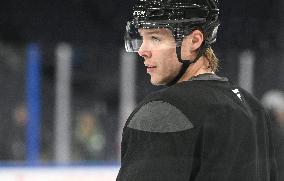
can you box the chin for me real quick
[150,78,160,86]
[150,80,160,86]
[150,77,167,86]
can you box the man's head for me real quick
[138,28,206,85]
[125,0,220,85]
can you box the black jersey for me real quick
[116,74,278,181]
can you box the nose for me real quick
[138,42,152,58]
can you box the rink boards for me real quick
[0,165,119,181]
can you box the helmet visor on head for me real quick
[124,17,206,52]
[124,20,143,52]
[125,0,220,52]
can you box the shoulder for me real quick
[238,87,269,116]
[127,100,194,133]
[125,77,233,133]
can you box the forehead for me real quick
[138,28,173,37]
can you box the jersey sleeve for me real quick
[116,101,198,181]
[127,101,193,132]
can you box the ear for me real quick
[185,30,204,50]
[180,30,204,60]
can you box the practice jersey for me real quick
[116,73,278,181]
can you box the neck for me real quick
[178,56,213,83]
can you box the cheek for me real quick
[157,49,181,72]
[164,48,180,65]
[159,48,176,60]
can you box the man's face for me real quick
[138,28,182,85]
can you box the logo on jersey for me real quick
[232,88,242,100]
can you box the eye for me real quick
[151,36,161,42]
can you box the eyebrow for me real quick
[139,29,163,36]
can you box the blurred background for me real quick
[0,0,283,180]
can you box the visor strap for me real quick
[166,43,207,86]
[166,60,190,87]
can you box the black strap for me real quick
[166,61,190,86]
[166,43,208,86]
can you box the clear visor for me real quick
[124,18,208,52]
[124,20,177,52]
[124,21,142,52]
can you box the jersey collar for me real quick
[188,73,228,82]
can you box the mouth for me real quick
[146,65,157,73]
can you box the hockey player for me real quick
[117,0,278,180]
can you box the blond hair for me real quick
[204,47,219,72]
